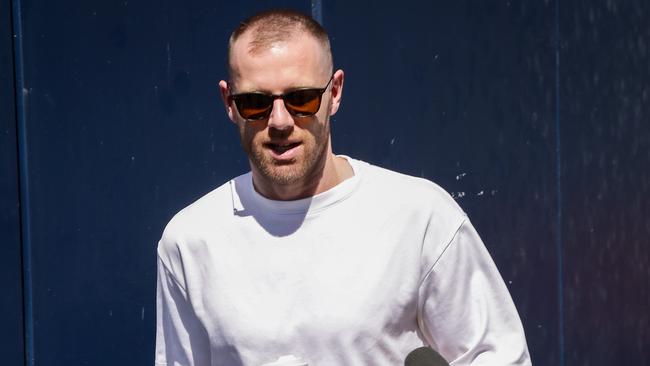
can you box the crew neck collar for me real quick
[234,156,364,216]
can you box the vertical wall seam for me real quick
[311,0,323,25]
[554,0,565,365]
[10,0,34,365]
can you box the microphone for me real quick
[404,347,450,366]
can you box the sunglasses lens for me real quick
[235,93,273,120]
[232,87,325,120]
[285,89,323,116]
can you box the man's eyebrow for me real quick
[231,83,324,94]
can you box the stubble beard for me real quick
[246,118,330,188]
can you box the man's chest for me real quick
[186,217,425,345]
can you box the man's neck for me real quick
[252,154,354,201]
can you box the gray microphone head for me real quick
[404,347,449,366]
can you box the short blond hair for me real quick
[227,9,333,77]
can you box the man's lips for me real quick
[264,141,302,160]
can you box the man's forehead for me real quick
[229,33,331,83]
[232,29,322,57]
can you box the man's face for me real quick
[222,32,341,191]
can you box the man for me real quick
[156,9,531,366]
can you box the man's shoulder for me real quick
[160,171,250,244]
[356,159,465,217]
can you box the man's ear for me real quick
[219,80,237,123]
[328,69,344,116]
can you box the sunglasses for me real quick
[229,75,333,121]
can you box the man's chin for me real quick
[270,157,298,166]
[258,162,306,186]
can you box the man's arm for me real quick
[417,219,532,365]
[156,255,211,366]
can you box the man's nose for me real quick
[266,98,294,130]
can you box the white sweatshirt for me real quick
[156,157,531,365]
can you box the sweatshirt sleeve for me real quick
[417,219,532,365]
[155,253,211,366]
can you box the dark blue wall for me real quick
[2,0,648,365]
[1,0,25,364]
[560,1,650,364]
